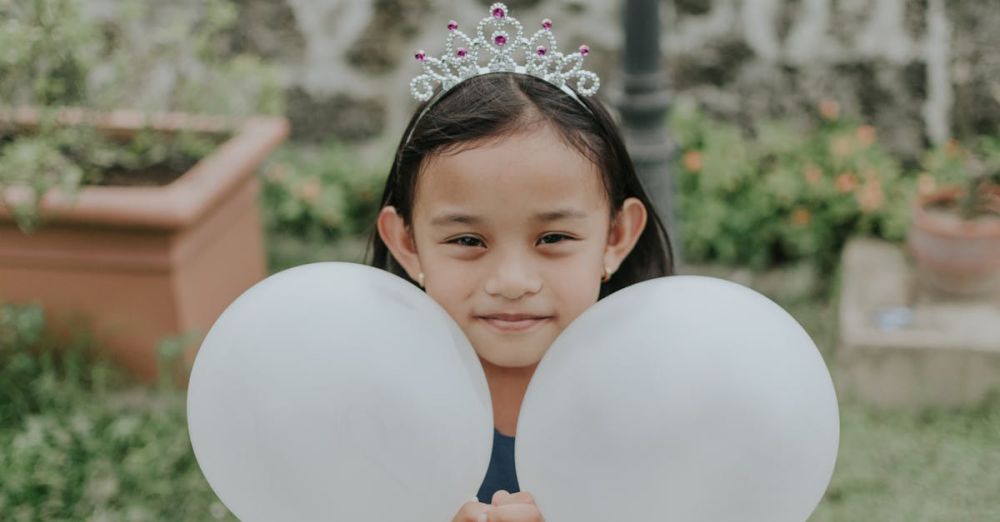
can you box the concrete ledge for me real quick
[837,238,1000,408]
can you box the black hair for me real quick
[365,73,674,299]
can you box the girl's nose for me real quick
[484,256,543,300]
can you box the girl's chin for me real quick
[475,349,545,370]
[467,327,558,369]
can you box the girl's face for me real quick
[378,122,646,369]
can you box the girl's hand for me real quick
[451,498,491,522]
[487,490,545,521]
[451,490,545,522]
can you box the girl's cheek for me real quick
[426,263,475,297]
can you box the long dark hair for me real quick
[365,73,674,299]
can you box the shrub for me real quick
[260,143,387,242]
[0,304,233,521]
[913,136,1000,219]
[670,98,914,270]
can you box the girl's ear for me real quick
[603,197,647,274]
[377,206,423,281]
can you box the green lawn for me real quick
[813,397,1000,521]
[1,233,996,520]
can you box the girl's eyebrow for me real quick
[430,208,589,227]
[533,209,589,222]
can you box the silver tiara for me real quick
[409,2,600,102]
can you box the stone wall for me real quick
[89,0,1000,158]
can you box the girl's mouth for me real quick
[478,316,552,332]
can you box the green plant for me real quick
[0,0,97,107]
[0,0,282,233]
[0,118,224,231]
[916,136,1000,219]
[958,167,1000,220]
[0,302,234,521]
[260,143,388,242]
[670,98,913,270]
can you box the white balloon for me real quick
[516,276,839,522]
[187,262,493,521]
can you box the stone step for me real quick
[836,238,1000,408]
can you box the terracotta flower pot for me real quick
[906,186,1000,296]
[0,108,289,381]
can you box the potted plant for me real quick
[0,0,289,380]
[907,141,1000,296]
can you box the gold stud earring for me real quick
[602,265,612,283]
[417,272,425,288]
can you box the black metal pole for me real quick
[619,0,681,264]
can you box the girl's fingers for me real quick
[452,500,491,522]
[491,490,510,505]
[492,491,536,506]
[483,503,544,522]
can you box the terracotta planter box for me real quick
[0,109,289,381]
[907,187,1000,296]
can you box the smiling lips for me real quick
[478,313,552,332]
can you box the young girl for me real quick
[367,5,674,520]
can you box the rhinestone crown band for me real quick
[409,2,600,102]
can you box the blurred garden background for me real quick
[1,0,998,520]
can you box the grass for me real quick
[1,234,996,520]
[813,397,1000,521]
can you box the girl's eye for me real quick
[538,233,573,245]
[449,236,485,248]
[447,234,574,248]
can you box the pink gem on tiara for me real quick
[492,6,505,18]
[457,47,468,57]
[579,44,590,56]
[542,18,552,30]
[536,46,547,56]
[448,20,458,31]
[494,34,507,46]
[415,50,426,61]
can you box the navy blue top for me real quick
[476,428,520,503]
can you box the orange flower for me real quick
[835,172,858,193]
[856,178,884,212]
[856,125,877,147]
[917,173,937,195]
[682,150,703,173]
[298,178,322,204]
[802,164,823,185]
[791,207,812,226]
[831,135,854,159]
[819,99,840,121]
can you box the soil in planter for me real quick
[90,165,193,187]
[1,127,229,188]
[923,191,1000,231]
[925,206,1000,228]
[78,132,230,187]
[925,188,1000,224]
